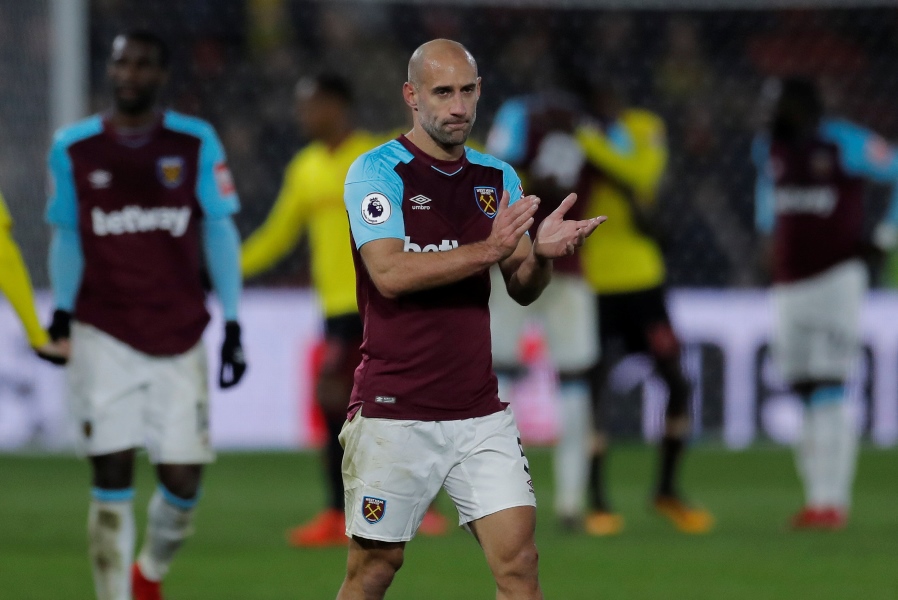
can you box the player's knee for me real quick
[349,548,404,593]
[494,543,540,587]
[90,449,136,489]
[157,464,203,500]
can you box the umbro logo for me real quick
[410,194,432,210]
[88,169,112,189]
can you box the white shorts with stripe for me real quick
[489,268,599,372]
[68,322,214,464]
[340,406,535,542]
[772,259,867,384]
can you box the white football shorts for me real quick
[340,406,536,542]
[68,322,213,464]
[772,259,867,384]
[490,268,599,372]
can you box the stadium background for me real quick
[1,2,898,598]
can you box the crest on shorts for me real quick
[157,156,185,188]
[475,186,498,218]
[362,496,386,524]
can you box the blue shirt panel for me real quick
[751,134,776,234]
[163,111,240,219]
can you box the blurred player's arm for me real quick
[751,134,776,278]
[0,195,59,356]
[823,120,898,252]
[43,133,86,363]
[574,111,668,201]
[240,154,310,278]
[197,125,246,388]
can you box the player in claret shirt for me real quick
[337,39,604,600]
[753,77,898,530]
[44,30,246,600]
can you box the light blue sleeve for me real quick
[485,98,529,165]
[202,216,241,321]
[751,135,776,234]
[48,226,83,311]
[503,163,524,206]
[45,137,79,228]
[823,119,898,227]
[344,150,406,248]
[164,112,239,219]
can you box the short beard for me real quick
[113,89,157,116]
[421,115,475,150]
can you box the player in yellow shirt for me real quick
[242,73,446,546]
[0,191,68,363]
[576,82,713,536]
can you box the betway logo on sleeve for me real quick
[403,236,459,252]
[91,206,192,237]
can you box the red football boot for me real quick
[287,508,347,548]
[791,506,846,530]
[131,563,163,600]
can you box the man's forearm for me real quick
[362,239,502,299]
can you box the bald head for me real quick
[407,39,477,89]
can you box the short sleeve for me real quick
[45,136,79,228]
[823,119,898,183]
[344,153,406,248]
[503,163,524,206]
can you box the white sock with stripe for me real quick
[136,485,199,582]
[88,487,135,600]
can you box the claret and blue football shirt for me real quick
[344,135,523,421]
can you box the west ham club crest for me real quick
[475,186,498,218]
[362,496,386,524]
[157,156,185,188]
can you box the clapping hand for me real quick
[533,193,606,259]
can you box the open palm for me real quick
[533,193,606,259]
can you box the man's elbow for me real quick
[369,272,404,300]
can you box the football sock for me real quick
[323,410,347,511]
[553,380,590,518]
[830,400,858,509]
[136,484,198,582]
[656,435,685,498]
[796,386,846,508]
[88,487,135,600]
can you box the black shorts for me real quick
[321,313,364,381]
[597,286,679,359]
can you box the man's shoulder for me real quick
[464,146,517,177]
[52,115,104,151]
[346,138,413,184]
[162,110,220,143]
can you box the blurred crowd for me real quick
[7,1,898,288]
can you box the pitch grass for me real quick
[2,445,897,600]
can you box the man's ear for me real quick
[402,82,418,111]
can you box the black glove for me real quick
[47,309,72,341]
[219,320,247,388]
